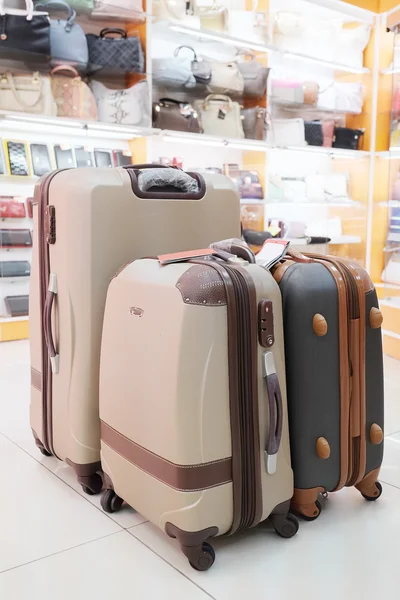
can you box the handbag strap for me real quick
[50,65,80,78]
[35,1,76,31]
[6,72,43,109]
[100,27,127,38]
[0,0,34,19]
[174,45,197,60]
[204,94,232,109]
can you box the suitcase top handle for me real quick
[125,165,206,200]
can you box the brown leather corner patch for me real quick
[101,421,232,492]
[31,367,42,392]
[176,264,227,307]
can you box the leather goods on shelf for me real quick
[0,72,57,116]
[305,121,323,147]
[271,79,318,106]
[4,294,29,316]
[86,28,144,74]
[29,165,240,493]
[0,260,31,278]
[334,81,364,114]
[322,120,335,147]
[181,45,212,84]
[99,246,296,570]
[242,106,267,140]
[51,65,97,120]
[193,94,244,138]
[0,0,50,61]
[333,127,364,150]
[35,0,88,70]
[229,0,268,44]
[0,197,26,218]
[154,0,189,20]
[152,98,202,132]
[152,46,199,89]
[207,60,244,96]
[272,249,384,520]
[91,0,145,22]
[227,167,263,200]
[91,79,150,126]
[237,51,269,98]
[267,118,305,148]
[197,0,228,31]
[0,228,32,247]
[336,23,371,69]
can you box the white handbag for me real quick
[336,24,371,69]
[382,253,400,285]
[324,173,350,202]
[267,118,305,148]
[334,81,364,114]
[207,60,244,95]
[305,175,325,202]
[0,72,57,116]
[90,79,150,126]
[91,0,145,22]
[229,0,268,44]
[193,94,244,138]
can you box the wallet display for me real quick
[0,261,31,278]
[4,295,29,317]
[0,229,33,248]
[0,198,27,218]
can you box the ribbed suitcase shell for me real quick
[99,257,295,569]
[29,167,240,492]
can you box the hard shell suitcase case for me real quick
[272,247,384,519]
[29,166,240,493]
[99,244,297,570]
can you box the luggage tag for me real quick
[256,239,290,270]
[158,248,216,265]
[218,105,227,120]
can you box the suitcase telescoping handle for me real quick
[263,351,283,475]
[44,273,59,375]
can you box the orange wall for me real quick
[345,0,400,11]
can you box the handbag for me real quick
[271,79,318,106]
[51,65,97,120]
[152,46,202,89]
[154,0,189,20]
[322,120,334,147]
[334,81,364,114]
[152,98,202,133]
[305,121,323,146]
[179,45,211,84]
[324,173,349,202]
[333,127,364,150]
[196,0,228,32]
[0,71,57,115]
[91,0,145,22]
[68,0,94,9]
[0,0,50,61]
[242,106,267,140]
[86,28,144,74]
[267,118,305,148]
[193,94,244,138]
[207,60,244,95]
[35,1,88,71]
[336,24,371,69]
[237,51,269,98]
[91,79,150,126]
[228,168,263,200]
[229,0,268,44]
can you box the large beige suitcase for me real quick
[29,166,240,494]
[99,246,297,570]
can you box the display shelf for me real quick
[381,66,400,74]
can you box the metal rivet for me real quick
[0,33,7,41]
[185,298,190,302]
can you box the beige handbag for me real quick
[50,66,97,120]
[208,61,244,96]
[0,72,57,116]
[196,0,228,31]
[193,94,244,138]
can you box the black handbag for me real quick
[86,28,144,74]
[0,260,31,278]
[305,121,324,146]
[333,127,364,150]
[0,1,50,61]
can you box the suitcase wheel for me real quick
[101,489,124,513]
[361,481,382,502]
[271,512,300,538]
[81,473,103,496]
[188,542,215,572]
[38,447,52,457]
[295,499,322,522]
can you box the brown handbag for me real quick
[152,98,203,133]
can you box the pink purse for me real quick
[50,65,97,121]
[322,120,335,147]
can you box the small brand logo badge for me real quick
[130,307,143,317]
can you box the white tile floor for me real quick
[0,340,399,599]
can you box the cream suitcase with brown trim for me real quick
[29,166,240,494]
[99,244,297,570]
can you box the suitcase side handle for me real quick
[263,352,283,475]
[44,273,59,375]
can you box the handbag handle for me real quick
[0,0,34,19]
[263,351,283,475]
[100,28,127,39]
[174,45,197,60]
[35,1,76,31]
[204,94,232,109]
[6,72,43,110]
[158,98,185,106]
[50,64,80,78]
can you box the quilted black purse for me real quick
[86,28,144,74]
[305,121,324,146]
[0,2,50,62]
[333,127,365,150]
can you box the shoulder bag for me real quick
[193,94,244,138]
[35,0,88,70]
[91,0,144,22]
[207,60,244,95]
[86,28,144,74]
[0,0,50,61]
[91,79,150,126]
[305,121,323,146]
[322,120,334,147]
[242,105,267,140]
[152,98,202,133]
[51,65,97,120]
[229,0,268,44]
[196,0,228,32]
[228,168,264,200]
[0,71,57,115]
[237,50,269,98]
[333,127,364,150]
[267,118,305,148]
[152,46,205,89]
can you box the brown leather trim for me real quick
[126,167,206,200]
[271,260,295,284]
[345,258,374,293]
[65,459,102,477]
[291,486,325,519]
[101,421,232,492]
[176,264,227,306]
[355,467,381,497]
[165,523,218,566]
[31,367,42,392]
